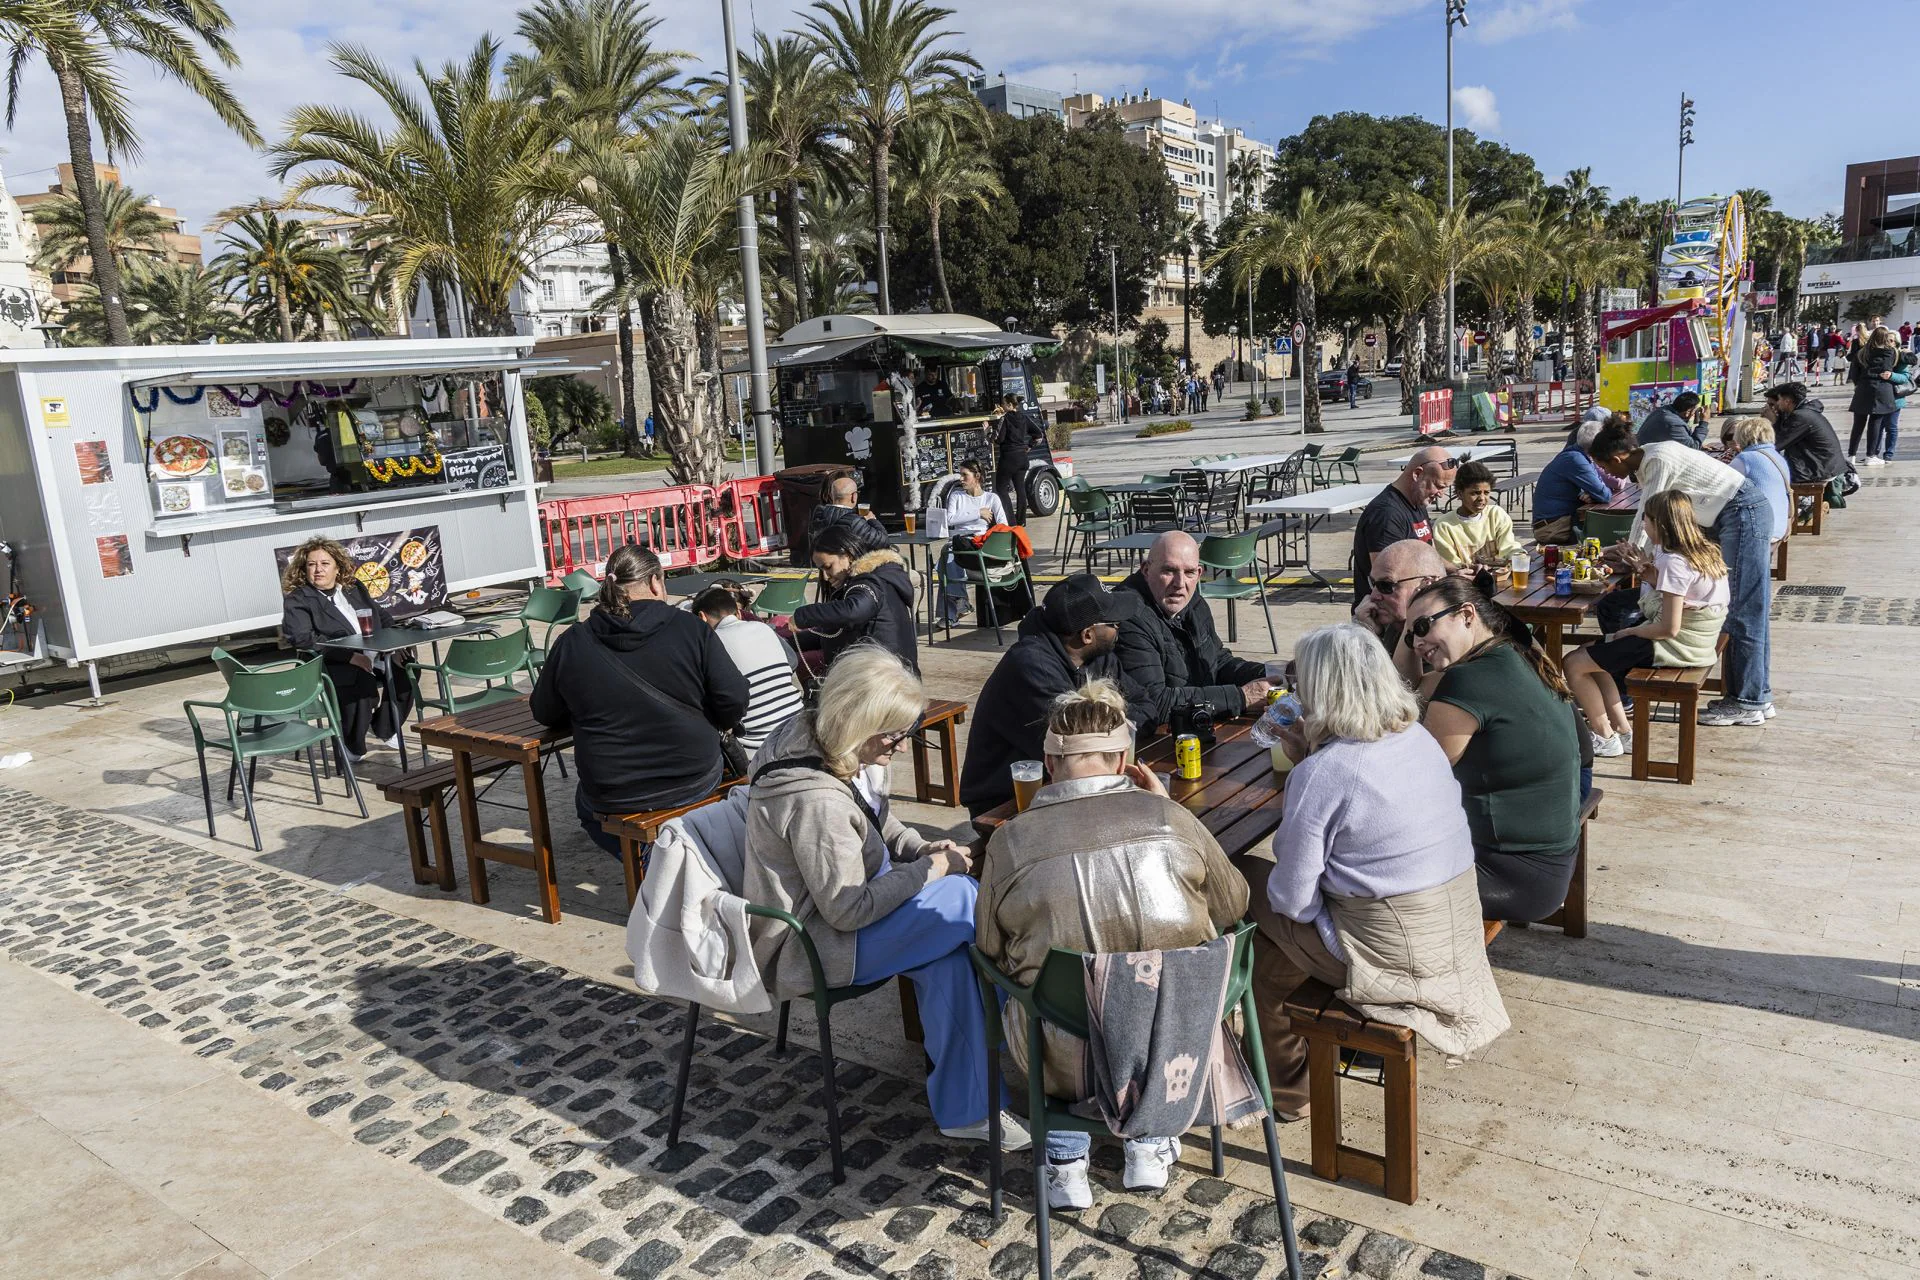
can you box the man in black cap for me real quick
[959,573,1149,818]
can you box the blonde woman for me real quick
[743,646,1029,1149]
[1564,490,1729,754]
[1255,623,1507,1118]
[1848,325,1900,464]
[280,536,410,759]
[975,680,1246,1208]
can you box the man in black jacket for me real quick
[530,544,749,856]
[806,473,888,551]
[1115,531,1271,727]
[1764,382,1851,484]
[1636,391,1707,448]
[959,574,1149,817]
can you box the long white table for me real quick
[1245,482,1387,595]
[1389,442,1513,467]
[1193,452,1297,475]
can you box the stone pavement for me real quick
[0,785,1502,1280]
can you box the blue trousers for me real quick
[1709,480,1773,709]
[852,874,993,1130]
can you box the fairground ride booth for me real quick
[767,313,1062,526]
[0,338,559,689]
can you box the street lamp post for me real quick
[721,0,777,474]
[1111,246,1127,424]
[1445,0,1469,387]
[1676,93,1696,209]
[1228,324,1239,398]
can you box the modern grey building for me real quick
[968,74,1064,122]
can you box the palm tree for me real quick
[804,0,978,314]
[58,260,244,345]
[1499,201,1568,379]
[1466,203,1528,380]
[531,120,768,485]
[2,0,258,346]
[273,39,565,340]
[768,187,872,327]
[1367,192,1513,387]
[1210,188,1364,433]
[513,0,686,453]
[1170,210,1208,367]
[1224,152,1265,213]
[207,206,368,342]
[24,178,171,280]
[893,116,1002,313]
[1560,225,1643,383]
[730,33,845,325]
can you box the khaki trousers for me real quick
[1232,853,1348,1119]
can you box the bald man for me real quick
[806,472,888,551]
[1115,530,1270,726]
[1349,446,1457,604]
[1352,538,1450,686]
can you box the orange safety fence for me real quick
[1506,380,1595,423]
[539,485,724,583]
[716,474,787,561]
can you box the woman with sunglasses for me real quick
[743,645,1030,1150]
[1406,577,1584,924]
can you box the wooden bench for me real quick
[1790,481,1826,536]
[1628,667,1710,784]
[1773,536,1788,581]
[1282,979,1419,1204]
[603,780,747,907]
[1494,470,1540,526]
[910,698,968,806]
[369,756,513,891]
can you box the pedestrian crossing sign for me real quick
[1273,337,1293,354]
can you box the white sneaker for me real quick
[1863,456,1886,467]
[1761,702,1776,720]
[1698,701,1765,726]
[378,734,400,750]
[1045,1156,1093,1210]
[939,1110,1033,1151]
[1123,1136,1180,1191]
[1591,731,1626,758]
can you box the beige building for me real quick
[15,164,202,310]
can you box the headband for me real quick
[1042,723,1135,756]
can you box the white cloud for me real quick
[1468,0,1583,44]
[1452,84,1500,133]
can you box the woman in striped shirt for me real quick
[692,586,807,752]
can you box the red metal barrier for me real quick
[539,484,724,583]
[717,474,787,561]
[1417,389,1453,436]
[1507,380,1595,423]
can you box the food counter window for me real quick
[133,373,520,519]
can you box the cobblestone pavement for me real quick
[0,786,1517,1280]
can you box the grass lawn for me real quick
[550,442,751,478]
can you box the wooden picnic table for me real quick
[971,714,1287,861]
[1492,559,1615,665]
[414,696,572,923]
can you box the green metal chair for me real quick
[969,923,1304,1280]
[209,645,329,796]
[1061,486,1126,572]
[1581,507,1635,547]
[1139,473,1176,486]
[561,567,602,603]
[517,585,582,669]
[1198,531,1277,652]
[184,656,366,852]
[949,530,1033,646]
[406,627,537,722]
[1310,445,1362,488]
[752,576,812,620]
[668,904,900,1185]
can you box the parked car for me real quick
[1317,369,1374,401]
[1382,356,1404,379]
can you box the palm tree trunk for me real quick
[428,279,452,340]
[871,132,892,314]
[783,181,809,323]
[274,280,295,343]
[929,205,953,314]
[640,286,724,486]
[695,304,724,444]
[1573,286,1597,384]
[49,54,131,347]
[1301,281,1323,434]
[1398,311,1423,415]
[1486,300,1508,379]
[608,245,646,458]
[1421,295,1447,386]
[1515,295,1536,378]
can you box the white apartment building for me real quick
[0,164,56,348]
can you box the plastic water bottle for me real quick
[1250,690,1303,775]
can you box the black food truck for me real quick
[767,314,1063,537]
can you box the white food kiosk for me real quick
[0,338,555,688]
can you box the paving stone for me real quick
[1098,1203,1151,1242]
[884,1206,936,1243]
[694,1236,753,1275]
[541,1208,597,1243]
[1421,1254,1487,1280]
[1302,1218,1353,1250]
[1183,1178,1234,1208]
[504,1196,550,1226]
[1200,1243,1266,1280]
[615,1240,683,1280]
[1353,1231,1415,1279]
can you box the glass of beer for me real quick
[904,511,917,535]
[857,503,873,519]
[1010,760,1044,811]
[1510,551,1530,590]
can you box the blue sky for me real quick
[1,0,1899,237]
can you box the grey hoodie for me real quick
[741,714,933,998]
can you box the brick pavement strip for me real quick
[0,786,1517,1280]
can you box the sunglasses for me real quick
[877,719,924,748]
[1408,602,1469,639]
[1369,573,1436,595]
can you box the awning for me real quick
[894,330,1055,353]
[762,333,883,369]
[129,354,567,388]
[1603,299,1701,344]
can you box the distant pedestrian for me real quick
[1346,360,1360,410]
[1199,378,1209,411]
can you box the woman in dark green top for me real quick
[1405,577,1582,922]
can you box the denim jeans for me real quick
[1885,407,1902,460]
[1708,479,1772,709]
[1045,1130,1166,1162]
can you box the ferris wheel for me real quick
[1658,193,1749,407]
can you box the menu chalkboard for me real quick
[442,444,510,492]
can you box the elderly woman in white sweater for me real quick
[1247,622,1508,1119]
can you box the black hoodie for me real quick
[1113,570,1267,726]
[792,547,919,673]
[530,600,749,814]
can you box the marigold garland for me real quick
[363,453,445,484]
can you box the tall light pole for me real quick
[1444,0,1468,386]
[1676,93,1696,210]
[1111,246,1127,424]
[721,0,776,473]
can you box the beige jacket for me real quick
[976,775,1250,1098]
[1326,868,1510,1060]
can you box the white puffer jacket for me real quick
[624,787,771,1015]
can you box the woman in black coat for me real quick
[793,522,919,674]
[280,537,413,758]
[1847,327,1900,463]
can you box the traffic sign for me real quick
[1291,321,1306,343]
[1364,332,1379,347]
[1273,337,1293,355]
[1532,325,1545,340]
[1472,331,1489,344]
